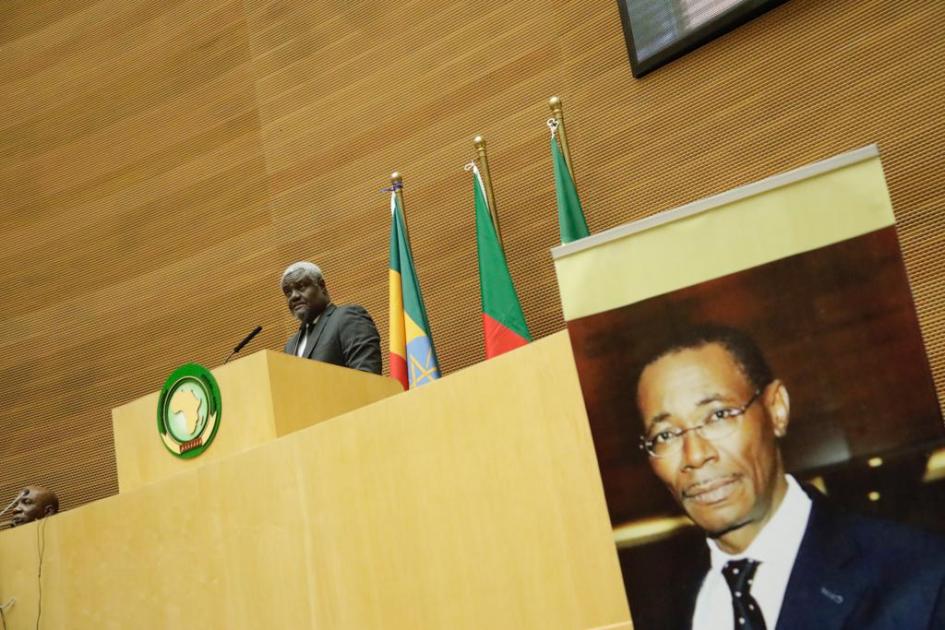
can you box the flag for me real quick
[551,130,589,243]
[470,164,531,358]
[388,190,441,389]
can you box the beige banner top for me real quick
[552,145,895,321]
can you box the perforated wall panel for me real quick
[1,0,943,512]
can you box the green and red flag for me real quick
[550,121,590,243]
[469,163,531,358]
[388,189,441,389]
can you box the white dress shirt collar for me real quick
[296,314,320,357]
[693,475,812,630]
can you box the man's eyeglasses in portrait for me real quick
[639,389,763,458]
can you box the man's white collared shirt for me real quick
[692,475,812,630]
[296,316,319,357]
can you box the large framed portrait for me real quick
[617,0,790,77]
[553,147,945,629]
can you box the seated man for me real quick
[11,486,59,526]
[633,324,945,630]
[280,261,382,374]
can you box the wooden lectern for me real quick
[0,334,630,629]
[112,350,403,492]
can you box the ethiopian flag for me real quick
[551,132,589,243]
[470,164,531,358]
[388,191,441,389]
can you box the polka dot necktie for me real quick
[722,558,766,630]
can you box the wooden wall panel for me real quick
[1,0,944,513]
[0,0,281,511]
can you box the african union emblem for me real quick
[156,363,222,458]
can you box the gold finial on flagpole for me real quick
[473,135,503,249]
[548,96,574,175]
[390,171,410,244]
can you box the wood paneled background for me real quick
[1,0,943,512]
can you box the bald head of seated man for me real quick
[11,486,59,526]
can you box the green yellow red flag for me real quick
[388,189,441,389]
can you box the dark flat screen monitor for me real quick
[617,0,789,77]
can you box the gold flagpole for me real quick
[390,171,410,245]
[548,96,574,176]
[473,135,503,249]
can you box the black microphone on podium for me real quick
[224,326,263,364]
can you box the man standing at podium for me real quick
[281,261,382,374]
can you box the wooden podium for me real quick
[111,350,403,492]
[0,334,631,630]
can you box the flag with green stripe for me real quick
[551,129,590,243]
[389,191,440,387]
[470,164,531,358]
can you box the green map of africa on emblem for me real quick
[157,363,222,459]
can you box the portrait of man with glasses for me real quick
[631,324,945,630]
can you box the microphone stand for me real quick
[224,326,263,364]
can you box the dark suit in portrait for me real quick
[775,488,945,630]
[283,303,382,374]
[654,486,945,630]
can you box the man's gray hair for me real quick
[281,261,323,284]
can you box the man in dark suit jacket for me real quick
[774,487,945,629]
[654,485,945,630]
[632,324,945,630]
[281,262,382,374]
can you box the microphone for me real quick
[225,326,263,364]
[233,326,262,353]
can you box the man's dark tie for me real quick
[296,321,313,356]
[722,558,766,630]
